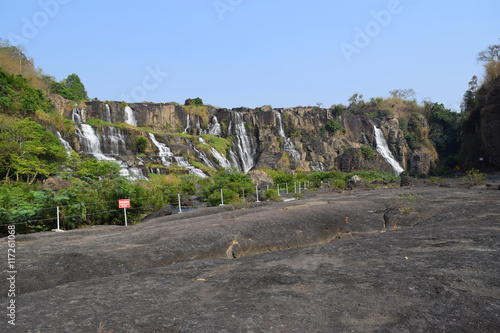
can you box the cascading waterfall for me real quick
[71,107,83,123]
[124,106,137,127]
[374,126,405,175]
[230,112,257,173]
[199,137,231,169]
[211,148,232,169]
[174,156,207,178]
[184,114,191,133]
[148,133,173,167]
[104,104,111,123]
[149,133,207,177]
[75,124,146,180]
[102,127,127,156]
[276,111,301,161]
[208,116,222,136]
[310,161,326,172]
[57,132,73,156]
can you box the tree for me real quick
[61,73,88,101]
[326,119,341,134]
[135,136,148,153]
[477,41,500,83]
[389,89,416,101]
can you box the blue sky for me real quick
[1,0,499,111]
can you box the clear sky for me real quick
[1,0,499,111]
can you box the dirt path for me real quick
[1,182,499,332]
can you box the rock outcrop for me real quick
[54,100,437,176]
[460,76,500,170]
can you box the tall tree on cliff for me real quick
[62,73,89,101]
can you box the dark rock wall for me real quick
[460,76,500,170]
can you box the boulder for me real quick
[143,205,173,220]
[248,170,274,187]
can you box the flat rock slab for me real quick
[1,184,499,332]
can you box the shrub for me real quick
[462,168,486,185]
[360,146,376,160]
[135,136,148,153]
[326,119,341,134]
[264,188,282,202]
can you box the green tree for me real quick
[135,136,148,153]
[61,73,88,101]
[325,119,341,134]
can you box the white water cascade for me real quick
[76,124,146,180]
[71,107,83,123]
[148,133,173,167]
[276,112,301,161]
[124,106,137,127]
[57,132,73,156]
[211,148,232,169]
[199,137,231,169]
[230,112,257,173]
[174,156,207,178]
[104,104,112,123]
[208,116,222,136]
[184,115,191,133]
[374,126,405,175]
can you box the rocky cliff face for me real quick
[55,100,435,177]
[460,76,500,170]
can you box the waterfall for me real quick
[174,156,207,178]
[124,106,137,127]
[208,116,222,136]
[149,133,206,177]
[195,118,206,135]
[104,104,111,123]
[75,124,147,180]
[71,107,83,123]
[211,148,232,169]
[276,111,301,161]
[230,112,257,173]
[184,115,191,133]
[276,112,286,138]
[148,133,173,167]
[57,132,73,156]
[374,126,404,175]
[310,161,326,172]
[102,127,127,156]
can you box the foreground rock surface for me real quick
[1,181,499,332]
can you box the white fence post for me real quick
[242,188,245,199]
[220,188,225,206]
[256,186,260,202]
[178,193,182,213]
[55,206,64,232]
[277,184,280,196]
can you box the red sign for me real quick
[119,199,130,209]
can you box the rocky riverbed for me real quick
[1,178,499,332]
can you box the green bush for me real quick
[326,119,341,134]
[360,146,376,160]
[135,136,148,153]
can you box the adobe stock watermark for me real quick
[121,65,169,103]
[213,0,243,21]
[340,0,412,64]
[7,0,71,45]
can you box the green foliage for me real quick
[0,67,54,117]
[135,136,148,153]
[0,116,67,182]
[325,119,341,134]
[360,146,376,161]
[264,188,282,202]
[185,97,203,106]
[61,73,88,101]
[332,105,344,116]
[461,168,486,185]
[426,102,463,163]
